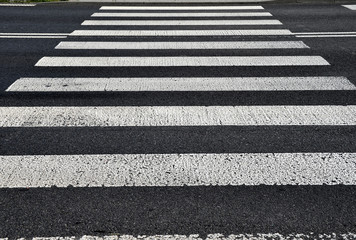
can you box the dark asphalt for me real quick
[0,2,356,238]
[1,126,356,155]
[1,186,356,238]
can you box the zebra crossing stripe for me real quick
[1,153,355,188]
[100,6,265,10]
[70,29,293,36]
[81,20,282,26]
[1,106,355,127]
[343,5,356,10]
[35,56,329,67]
[55,41,309,50]
[6,77,355,92]
[91,12,273,17]
[0,3,35,6]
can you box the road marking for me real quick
[343,5,356,10]
[35,56,329,67]
[0,36,67,39]
[55,41,309,50]
[1,106,355,127]
[81,20,282,26]
[1,153,355,188]
[91,12,273,17]
[70,29,293,36]
[296,35,356,38]
[7,77,355,92]
[100,6,264,10]
[0,3,35,6]
[290,31,356,38]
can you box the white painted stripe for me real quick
[7,77,355,92]
[55,41,309,50]
[0,33,69,35]
[1,153,356,188]
[81,19,282,26]
[8,234,356,240]
[70,29,293,36]
[35,56,329,67]
[343,5,356,10]
[296,35,356,38]
[0,3,35,6]
[0,36,67,39]
[100,6,264,10]
[0,106,355,127]
[91,12,273,17]
[293,31,356,35]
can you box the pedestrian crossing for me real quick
[343,5,356,10]
[1,106,356,127]
[99,6,265,10]
[69,29,293,36]
[1,4,356,238]
[1,153,355,188]
[7,77,354,91]
[91,12,273,17]
[55,41,310,50]
[35,56,330,67]
[81,20,283,25]
[0,3,36,7]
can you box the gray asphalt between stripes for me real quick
[1,126,356,155]
[1,186,356,238]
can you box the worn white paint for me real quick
[0,3,36,6]
[100,6,264,10]
[55,41,309,50]
[35,56,329,67]
[1,153,356,188]
[343,5,356,10]
[0,106,355,127]
[69,29,293,36]
[81,19,282,25]
[6,77,355,92]
[91,12,273,17]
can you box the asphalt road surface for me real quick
[0,2,356,239]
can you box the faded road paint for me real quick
[70,29,293,37]
[6,77,355,92]
[0,106,355,127]
[55,41,308,50]
[81,20,282,26]
[92,12,273,17]
[1,153,355,188]
[35,56,329,67]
